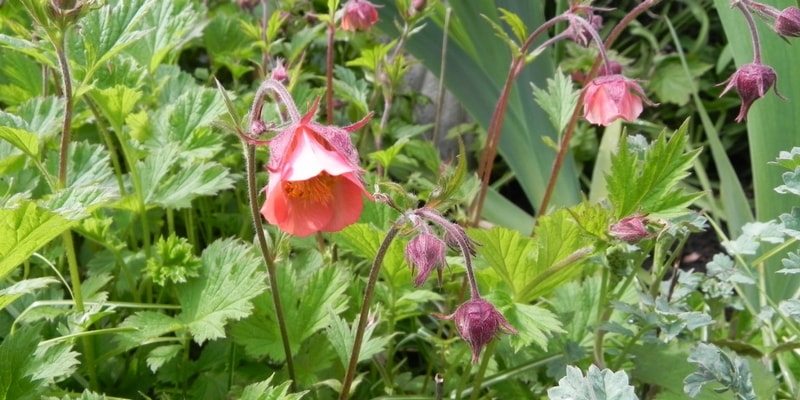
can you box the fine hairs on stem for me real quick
[243,80,299,391]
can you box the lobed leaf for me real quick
[0,201,74,280]
[547,365,638,400]
[178,238,267,344]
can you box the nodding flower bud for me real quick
[609,215,651,243]
[340,0,380,31]
[718,62,783,123]
[405,232,447,287]
[775,7,800,37]
[566,14,602,47]
[409,0,426,16]
[438,299,517,364]
[270,58,288,83]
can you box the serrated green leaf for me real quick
[333,65,369,115]
[531,69,579,134]
[326,313,393,368]
[89,85,143,131]
[631,342,777,400]
[75,0,155,81]
[468,226,535,300]
[506,302,563,352]
[0,277,59,310]
[332,223,407,287]
[722,221,785,256]
[607,123,701,218]
[178,238,267,344]
[126,0,206,72]
[232,263,349,360]
[497,8,527,44]
[150,162,234,209]
[0,325,43,399]
[548,365,637,400]
[685,343,757,400]
[775,167,800,196]
[0,50,44,105]
[29,341,80,382]
[116,311,182,350]
[0,126,38,157]
[778,251,800,274]
[773,148,800,170]
[239,373,308,400]
[146,344,182,373]
[0,201,74,280]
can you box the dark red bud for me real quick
[609,215,651,243]
[718,62,782,122]
[775,7,800,37]
[438,299,517,363]
[405,232,447,287]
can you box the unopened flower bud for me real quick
[270,58,288,83]
[599,61,623,77]
[775,7,800,37]
[718,62,783,122]
[609,215,651,243]
[438,299,517,363]
[341,0,380,31]
[250,120,267,138]
[566,14,602,47]
[409,0,426,16]
[405,232,447,287]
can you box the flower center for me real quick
[282,172,336,203]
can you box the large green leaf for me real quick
[379,1,582,219]
[125,0,206,72]
[178,238,267,344]
[0,202,74,280]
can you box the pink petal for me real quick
[320,174,366,232]
[282,129,357,181]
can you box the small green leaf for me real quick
[649,56,712,105]
[548,365,638,400]
[89,85,143,131]
[239,373,308,400]
[532,69,579,134]
[0,201,74,280]
[0,277,59,310]
[775,167,800,196]
[778,251,800,274]
[497,8,528,44]
[778,299,800,322]
[146,344,182,373]
[0,126,38,157]
[506,302,563,352]
[326,313,393,368]
[722,221,785,255]
[607,123,702,218]
[178,238,267,344]
[684,343,757,400]
[124,0,206,72]
[116,311,182,350]
[772,148,800,170]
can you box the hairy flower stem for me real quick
[536,0,660,224]
[244,144,297,391]
[470,13,572,226]
[340,225,400,400]
[734,0,763,63]
[326,22,335,124]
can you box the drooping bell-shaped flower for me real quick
[340,0,380,31]
[438,298,517,363]
[583,74,654,126]
[718,62,782,123]
[260,98,372,237]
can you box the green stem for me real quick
[55,37,72,186]
[326,22,335,124]
[340,225,400,400]
[244,144,297,391]
[469,341,495,400]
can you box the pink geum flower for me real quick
[719,62,783,123]
[583,74,653,126]
[438,299,518,364]
[340,0,380,31]
[260,98,372,237]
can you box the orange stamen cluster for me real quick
[282,172,336,203]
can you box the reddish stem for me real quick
[535,0,660,228]
[326,23,335,124]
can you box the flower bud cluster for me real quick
[401,207,515,363]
